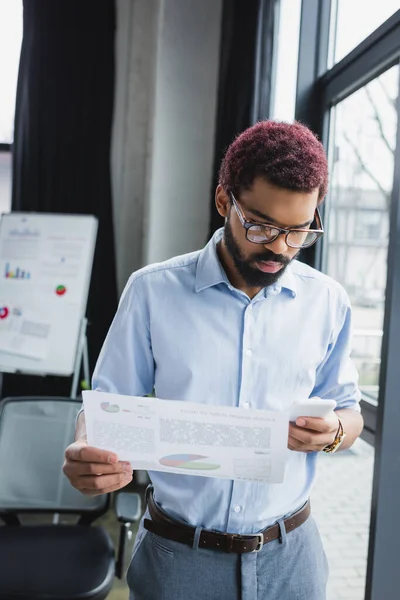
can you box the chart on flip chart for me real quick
[0,212,97,376]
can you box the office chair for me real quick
[0,396,142,600]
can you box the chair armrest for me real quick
[115,492,142,524]
[115,492,142,579]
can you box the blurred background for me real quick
[0,1,400,599]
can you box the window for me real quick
[270,0,302,122]
[324,66,398,402]
[0,0,22,144]
[354,211,388,242]
[296,2,400,592]
[330,0,400,65]
[0,0,23,215]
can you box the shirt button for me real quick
[245,349,252,357]
[248,304,253,310]
[243,402,249,409]
[233,505,241,513]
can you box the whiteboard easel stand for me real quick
[0,212,98,394]
[70,317,90,399]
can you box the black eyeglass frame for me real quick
[230,192,324,249]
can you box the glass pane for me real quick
[0,0,23,142]
[0,152,12,214]
[324,66,399,403]
[331,0,399,65]
[270,0,302,122]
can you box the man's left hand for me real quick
[288,412,339,453]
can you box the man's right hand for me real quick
[63,438,133,496]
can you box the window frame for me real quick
[295,2,400,444]
[295,3,400,597]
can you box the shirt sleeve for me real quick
[312,299,361,412]
[91,274,155,396]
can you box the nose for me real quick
[264,232,289,255]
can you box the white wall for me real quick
[112,0,222,290]
[144,0,222,265]
[112,0,161,292]
[0,152,12,214]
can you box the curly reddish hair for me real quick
[219,120,328,203]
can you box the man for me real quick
[63,120,363,600]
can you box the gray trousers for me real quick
[127,515,329,600]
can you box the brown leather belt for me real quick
[144,487,311,554]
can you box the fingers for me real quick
[289,424,334,446]
[81,474,133,496]
[288,435,311,452]
[65,441,119,465]
[295,413,338,433]
[288,421,337,452]
[75,471,133,494]
[288,435,327,453]
[63,459,131,478]
[63,440,133,495]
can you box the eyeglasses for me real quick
[230,192,324,249]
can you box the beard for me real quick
[223,214,298,288]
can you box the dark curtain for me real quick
[209,0,277,237]
[2,0,117,398]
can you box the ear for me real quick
[215,185,231,218]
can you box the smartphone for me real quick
[288,397,337,422]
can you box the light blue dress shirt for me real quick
[92,228,360,534]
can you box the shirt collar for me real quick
[195,229,229,292]
[195,227,297,298]
[276,263,297,298]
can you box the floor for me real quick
[312,439,374,600]
[105,439,374,599]
[96,488,140,600]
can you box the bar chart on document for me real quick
[0,212,97,379]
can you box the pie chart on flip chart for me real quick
[55,285,67,296]
[0,306,9,319]
[159,454,220,470]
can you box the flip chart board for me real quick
[0,212,98,376]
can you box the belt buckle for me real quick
[249,533,264,553]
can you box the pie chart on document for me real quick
[100,402,120,413]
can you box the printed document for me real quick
[0,309,51,360]
[83,391,290,483]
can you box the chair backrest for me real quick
[0,397,108,518]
